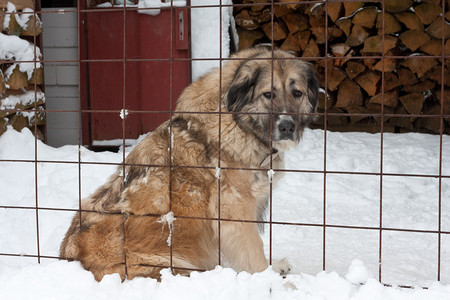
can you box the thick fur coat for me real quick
[60,47,319,281]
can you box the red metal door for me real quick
[80,6,191,146]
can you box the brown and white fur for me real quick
[60,47,319,281]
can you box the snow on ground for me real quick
[1,127,450,299]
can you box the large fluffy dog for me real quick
[60,47,319,281]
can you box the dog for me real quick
[60,47,319,281]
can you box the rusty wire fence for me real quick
[0,0,449,288]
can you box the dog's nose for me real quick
[278,120,295,140]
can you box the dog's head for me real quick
[225,48,319,151]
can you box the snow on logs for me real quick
[234,0,450,134]
[0,1,44,137]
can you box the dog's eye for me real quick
[263,92,274,100]
[292,89,303,98]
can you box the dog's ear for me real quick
[306,67,319,110]
[226,66,260,112]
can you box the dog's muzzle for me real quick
[278,119,295,140]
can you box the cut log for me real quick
[336,78,363,108]
[302,39,320,58]
[277,0,302,10]
[6,66,28,90]
[5,13,22,36]
[373,57,396,72]
[244,0,266,12]
[355,71,381,96]
[399,93,424,115]
[328,25,344,38]
[326,107,348,126]
[398,68,418,86]
[327,67,347,91]
[352,6,377,28]
[235,9,260,30]
[11,114,28,132]
[369,89,398,107]
[335,18,352,37]
[0,71,5,94]
[422,0,443,4]
[420,39,443,56]
[327,2,342,23]
[282,13,308,34]
[414,3,441,25]
[445,39,450,56]
[261,21,288,41]
[363,58,377,70]
[308,2,324,18]
[309,9,325,26]
[385,0,413,13]
[346,105,370,124]
[399,30,430,51]
[384,72,401,91]
[403,80,435,93]
[0,117,6,136]
[424,66,450,86]
[280,34,300,52]
[366,102,395,123]
[426,18,450,39]
[311,27,326,44]
[317,90,333,110]
[376,12,401,35]
[295,30,310,51]
[343,2,363,17]
[273,5,294,18]
[237,27,264,50]
[362,35,397,54]
[346,24,369,46]
[395,12,424,31]
[346,61,366,80]
[331,43,351,57]
[401,57,439,78]
[0,10,4,32]
[414,104,441,132]
[248,8,271,24]
[29,67,44,85]
[437,90,450,114]
[0,0,35,10]
[21,13,43,36]
[389,106,415,129]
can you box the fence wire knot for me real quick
[267,169,275,183]
[158,211,176,247]
[119,109,129,119]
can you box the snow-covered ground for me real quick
[1,127,450,299]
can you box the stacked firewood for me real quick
[234,0,450,133]
[0,0,45,137]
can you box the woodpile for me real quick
[0,0,44,138]
[234,0,450,134]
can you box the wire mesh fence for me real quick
[0,0,449,288]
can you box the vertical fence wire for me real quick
[323,0,329,272]
[437,0,446,282]
[33,2,41,265]
[268,0,275,268]
[218,0,223,267]
[379,0,386,283]
[169,0,175,274]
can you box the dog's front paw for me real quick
[271,258,292,275]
